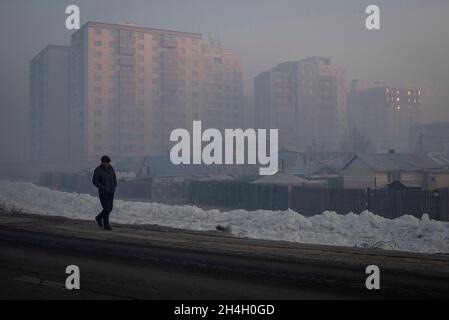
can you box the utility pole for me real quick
[419,132,424,153]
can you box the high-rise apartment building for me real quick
[254,68,297,151]
[29,45,70,165]
[201,37,244,130]
[69,22,243,167]
[348,82,421,152]
[255,57,347,152]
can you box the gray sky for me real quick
[1,0,448,162]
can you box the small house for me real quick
[342,152,449,190]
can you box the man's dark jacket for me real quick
[92,164,117,194]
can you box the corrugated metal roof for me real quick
[253,172,309,185]
[140,155,209,177]
[346,153,446,171]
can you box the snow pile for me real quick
[0,181,448,254]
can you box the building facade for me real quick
[348,82,421,152]
[29,45,70,166]
[201,37,244,130]
[255,57,347,152]
[68,22,243,167]
[342,152,449,190]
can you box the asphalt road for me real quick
[0,224,448,300]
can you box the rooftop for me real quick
[81,21,203,38]
[343,153,449,172]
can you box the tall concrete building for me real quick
[255,57,347,152]
[348,82,421,152]
[29,45,70,166]
[201,37,244,130]
[69,22,243,167]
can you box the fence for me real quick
[189,180,289,211]
[39,172,152,200]
[189,180,449,221]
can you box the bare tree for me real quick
[341,129,373,154]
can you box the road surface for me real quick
[0,212,448,299]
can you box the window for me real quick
[120,30,134,37]
[95,64,102,70]
[95,40,102,47]
[95,28,102,35]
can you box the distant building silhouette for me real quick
[348,82,421,152]
[255,57,347,152]
[31,21,243,170]
[29,45,70,167]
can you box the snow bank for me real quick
[0,181,448,254]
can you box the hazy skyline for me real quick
[1,0,448,162]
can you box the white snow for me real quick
[0,181,448,254]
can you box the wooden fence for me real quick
[290,187,445,220]
[39,172,152,200]
[190,180,449,221]
[189,180,289,211]
[38,173,449,221]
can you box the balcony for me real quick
[119,47,136,56]
[119,58,136,66]
[162,39,178,49]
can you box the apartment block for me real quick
[255,57,347,152]
[254,69,297,151]
[348,82,421,152]
[69,22,243,167]
[29,45,70,164]
[201,37,244,130]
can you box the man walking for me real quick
[92,155,117,230]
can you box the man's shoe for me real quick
[95,215,103,228]
[103,225,112,231]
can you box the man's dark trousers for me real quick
[98,191,114,227]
